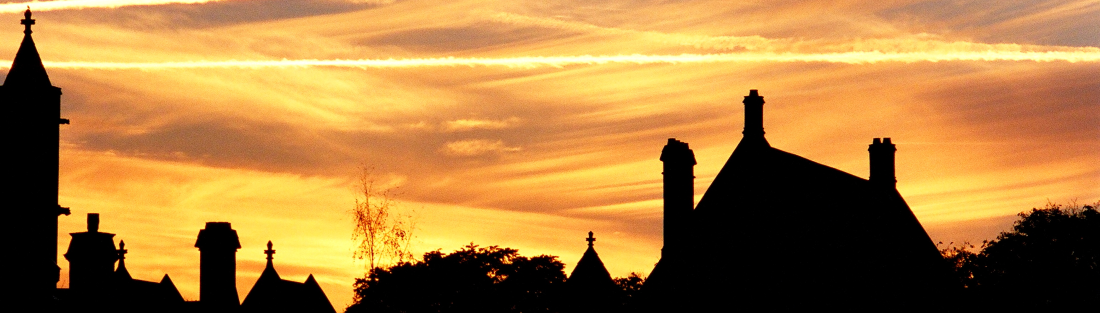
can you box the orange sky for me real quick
[2,0,1097,309]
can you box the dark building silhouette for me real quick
[564,232,620,313]
[0,8,71,308]
[241,241,337,313]
[111,240,188,312]
[1,11,337,312]
[642,90,954,311]
[196,222,243,309]
[65,214,118,294]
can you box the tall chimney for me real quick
[660,138,696,257]
[743,89,765,138]
[64,213,117,293]
[195,222,241,308]
[869,138,897,187]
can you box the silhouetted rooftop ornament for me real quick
[21,7,33,35]
[242,240,337,313]
[265,240,276,268]
[566,231,619,313]
[4,7,53,87]
[116,240,132,280]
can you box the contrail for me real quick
[26,51,1100,70]
[0,0,225,13]
[486,12,1099,54]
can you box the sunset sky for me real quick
[5,0,1098,308]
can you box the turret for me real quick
[1,9,70,305]
[660,138,696,257]
[195,222,241,308]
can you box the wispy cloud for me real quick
[441,139,521,157]
[486,11,1099,54]
[443,117,521,132]
[23,51,1100,70]
[0,0,227,13]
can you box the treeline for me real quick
[345,244,643,313]
[941,201,1099,310]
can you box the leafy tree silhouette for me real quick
[942,201,1099,310]
[347,244,567,313]
[613,272,645,310]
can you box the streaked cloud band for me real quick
[28,51,1100,70]
[0,0,226,13]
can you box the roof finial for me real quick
[264,240,276,268]
[116,240,132,279]
[21,7,35,35]
[118,240,128,260]
[586,231,595,248]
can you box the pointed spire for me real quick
[4,8,52,87]
[257,240,281,280]
[116,240,132,280]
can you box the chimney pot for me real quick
[741,89,766,140]
[869,138,898,187]
[88,213,99,233]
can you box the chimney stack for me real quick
[869,138,897,187]
[195,222,241,308]
[660,138,696,257]
[87,213,99,233]
[64,213,117,293]
[743,89,765,138]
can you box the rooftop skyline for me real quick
[5,0,1097,309]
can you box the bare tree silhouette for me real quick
[352,166,416,272]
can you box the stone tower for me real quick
[0,9,71,306]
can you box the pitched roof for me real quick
[568,242,614,287]
[565,232,620,313]
[3,9,51,88]
[642,90,953,311]
[241,242,336,313]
